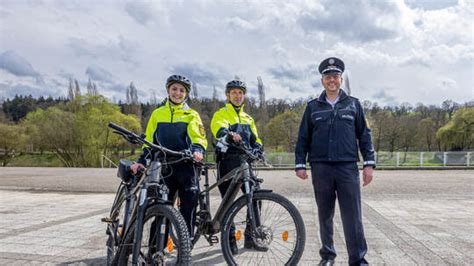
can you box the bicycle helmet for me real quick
[166,75,191,93]
[225,80,246,94]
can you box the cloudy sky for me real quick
[0,0,473,106]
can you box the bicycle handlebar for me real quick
[108,122,191,159]
[220,139,273,167]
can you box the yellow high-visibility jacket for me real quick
[211,103,262,154]
[138,99,207,165]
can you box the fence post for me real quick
[396,152,400,167]
[443,152,447,166]
[374,151,377,165]
[467,152,471,167]
[420,152,424,166]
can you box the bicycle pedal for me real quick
[208,235,219,245]
[101,217,113,223]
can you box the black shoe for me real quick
[229,237,238,255]
[318,259,335,266]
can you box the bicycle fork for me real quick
[243,177,262,239]
[132,185,148,265]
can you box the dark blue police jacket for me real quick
[295,89,375,170]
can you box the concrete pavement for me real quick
[0,168,473,265]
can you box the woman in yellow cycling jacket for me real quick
[131,74,207,239]
[210,79,263,254]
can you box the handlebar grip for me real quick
[108,122,129,134]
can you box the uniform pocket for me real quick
[311,110,331,125]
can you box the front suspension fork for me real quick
[132,186,148,265]
[244,179,262,237]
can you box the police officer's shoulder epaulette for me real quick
[348,95,360,102]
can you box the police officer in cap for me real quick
[295,57,375,266]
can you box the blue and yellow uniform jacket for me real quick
[138,99,207,165]
[211,103,262,155]
[295,89,375,170]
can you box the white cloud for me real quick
[0,0,471,105]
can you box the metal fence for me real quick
[100,151,473,168]
[264,151,473,168]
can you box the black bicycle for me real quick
[102,122,192,265]
[193,141,306,265]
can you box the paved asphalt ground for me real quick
[0,168,473,265]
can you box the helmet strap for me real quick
[168,97,184,105]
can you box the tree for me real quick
[87,78,99,96]
[192,81,198,99]
[124,82,141,119]
[437,107,474,151]
[416,118,436,151]
[398,113,421,163]
[442,100,460,120]
[370,109,391,153]
[68,78,75,100]
[23,95,141,167]
[74,79,81,98]
[264,110,301,152]
[0,123,26,166]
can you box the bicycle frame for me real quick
[196,155,271,243]
[106,122,196,265]
[107,155,176,265]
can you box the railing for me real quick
[100,154,118,168]
[100,151,473,168]
[264,151,473,168]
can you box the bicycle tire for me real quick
[116,204,192,265]
[221,192,306,265]
[106,185,127,266]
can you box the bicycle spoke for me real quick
[223,193,305,265]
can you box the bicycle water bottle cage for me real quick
[117,159,134,183]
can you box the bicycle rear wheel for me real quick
[116,204,192,265]
[221,192,306,265]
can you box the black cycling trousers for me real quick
[161,162,199,238]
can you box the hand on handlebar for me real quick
[252,148,263,158]
[130,163,145,175]
[193,152,203,162]
[228,132,242,143]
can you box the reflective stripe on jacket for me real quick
[211,103,262,154]
[138,99,207,165]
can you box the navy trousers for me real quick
[310,162,368,266]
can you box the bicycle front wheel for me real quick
[106,185,127,266]
[221,192,306,265]
[116,204,192,265]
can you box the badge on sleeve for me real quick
[199,124,206,136]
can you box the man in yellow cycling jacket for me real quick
[210,79,263,254]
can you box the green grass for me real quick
[8,153,63,167]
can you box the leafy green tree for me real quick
[437,107,474,151]
[0,123,26,166]
[264,110,301,152]
[23,95,141,167]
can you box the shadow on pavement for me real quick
[59,257,106,265]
